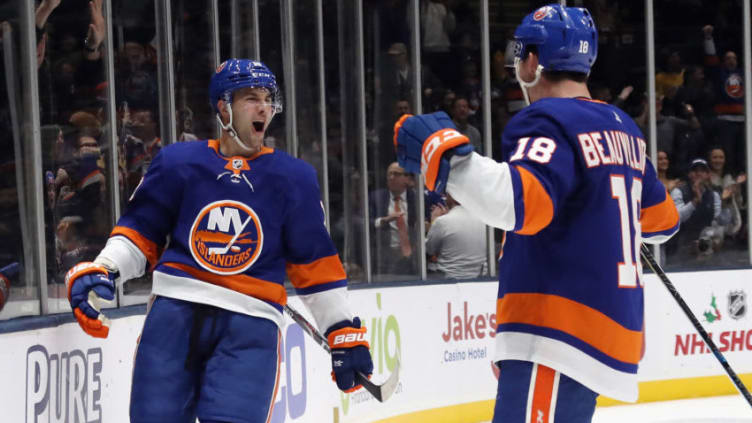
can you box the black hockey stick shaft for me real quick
[640,244,752,408]
[283,304,398,402]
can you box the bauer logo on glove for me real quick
[393,111,473,194]
[325,317,374,393]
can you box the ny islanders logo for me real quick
[189,200,263,275]
[725,73,744,99]
[533,6,553,21]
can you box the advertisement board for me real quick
[1,271,750,422]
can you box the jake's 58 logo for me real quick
[189,200,263,275]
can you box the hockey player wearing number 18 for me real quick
[394,5,680,423]
[64,59,373,423]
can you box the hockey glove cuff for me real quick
[326,317,373,393]
[65,262,116,338]
[394,112,473,194]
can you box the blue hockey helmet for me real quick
[511,4,598,74]
[209,59,282,114]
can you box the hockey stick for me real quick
[283,304,400,402]
[640,244,752,408]
[208,215,252,255]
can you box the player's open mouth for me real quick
[252,121,265,132]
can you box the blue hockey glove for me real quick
[393,111,473,194]
[325,317,374,393]
[65,262,116,338]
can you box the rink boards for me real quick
[1,270,751,422]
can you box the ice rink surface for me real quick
[481,395,752,423]
[591,395,752,423]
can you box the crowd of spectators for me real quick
[0,0,749,293]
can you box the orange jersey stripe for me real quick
[286,254,347,289]
[110,226,161,268]
[164,262,287,305]
[714,103,744,115]
[497,293,642,365]
[515,166,554,235]
[640,192,679,233]
[529,364,556,423]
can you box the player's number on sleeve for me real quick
[509,137,557,164]
[611,175,643,288]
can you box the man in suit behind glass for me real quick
[369,162,417,276]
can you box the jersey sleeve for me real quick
[110,147,182,269]
[505,112,579,235]
[448,109,577,235]
[283,162,352,331]
[640,158,679,243]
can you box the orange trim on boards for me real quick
[497,293,642,365]
[286,254,347,289]
[164,262,288,306]
[514,166,554,235]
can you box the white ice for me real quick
[481,395,752,423]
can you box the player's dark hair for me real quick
[523,45,589,83]
[542,70,589,83]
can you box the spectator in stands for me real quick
[438,88,456,114]
[457,58,482,124]
[657,150,682,193]
[668,158,721,260]
[377,98,412,167]
[590,82,633,111]
[674,65,715,126]
[656,50,685,110]
[177,106,198,141]
[703,24,746,174]
[425,193,486,280]
[636,94,702,175]
[708,146,745,240]
[53,119,108,279]
[450,96,482,154]
[421,0,455,84]
[378,42,442,112]
[369,162,417,275]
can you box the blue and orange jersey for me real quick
[494,97,679,402]
[111,139,348,327]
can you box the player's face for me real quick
[231,87,274,150]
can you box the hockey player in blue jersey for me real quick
[395,4,679,422]
[64,59,373,422]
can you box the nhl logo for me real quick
[728,290,747,320]
[232,159,244,170]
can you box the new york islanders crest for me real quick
[189,200,263,275]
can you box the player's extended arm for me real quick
[394,112,520,231]
[393,112,473,194]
